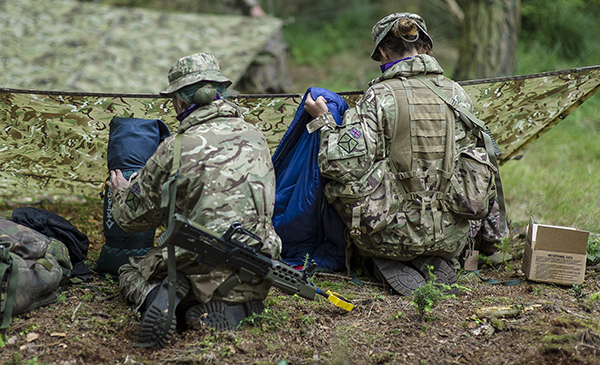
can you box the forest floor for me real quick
[1,200,600,365]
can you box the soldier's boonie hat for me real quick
[160,53,232,95]
[370,13,434,61]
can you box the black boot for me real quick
[138,272,191,348]
[185,300,265,332]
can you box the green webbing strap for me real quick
[0,242,18,329]
[479,130,508,234]
[160,133,184,211]
[414,75,507,234]
[469,270,521,286]
[32,258,53,272]
[350,206,361,237]
[136,133,183,348]
[162,133,183,347]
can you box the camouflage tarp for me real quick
[0,0,283,93]
[1,65,599,199]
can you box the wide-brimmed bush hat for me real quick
[160,53,232,95]
[370,13,434,61]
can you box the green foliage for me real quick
[520,0,600,65]
[302,253,311,268]
[282,2,378,65]
[244,307,290,331]
[571,283,588,300]
[589,291,600,304]
[586,234,600,266]
[411,265,463,319]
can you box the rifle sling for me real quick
[135,132,183,348]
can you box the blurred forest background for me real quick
[97,0,600,233]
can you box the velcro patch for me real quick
[338,133,359,154]
[131,182,141,195]
[349,127,361,139]
[125,190,140,211]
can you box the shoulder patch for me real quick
[125,184,141,211]
[338,133,359,154]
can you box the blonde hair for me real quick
[391,19,419,42]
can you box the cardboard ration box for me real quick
[522,219,590,286]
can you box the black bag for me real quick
[11,206,90,277]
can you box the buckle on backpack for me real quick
[0,242,13,262]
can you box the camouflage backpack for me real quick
[0,218,72,329]
[412,75,505,225]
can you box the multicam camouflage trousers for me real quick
[467,198,509,255]
[118,246,271,313]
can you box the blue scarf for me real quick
[176,94,221,122]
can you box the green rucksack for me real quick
[0,218,72,329]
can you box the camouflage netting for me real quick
[1,0,599,199]
[0,0,283,93]
[1,65,599,200]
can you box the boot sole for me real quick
[410,256,458,295]
[186,300,265,332]
[139,272,191,348]
[373,258,426,296]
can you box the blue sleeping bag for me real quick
[272,87,349,271]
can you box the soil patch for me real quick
[1,202,600,365]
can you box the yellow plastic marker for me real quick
[317,289,354,312]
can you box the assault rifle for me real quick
[157,213,354,312]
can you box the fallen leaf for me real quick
[7,336,17,345]
[51,332,67,337]
[26,332,39,342]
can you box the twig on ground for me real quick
[315,272,384,287]
[72,301,83,322]
[558,305,593,320]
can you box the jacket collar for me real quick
[177,99,241,133]
[369,54,444,86]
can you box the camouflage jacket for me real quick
[111,99,282,262]
[307,55,474,261]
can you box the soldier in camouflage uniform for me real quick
[305,13,493,295]
[107,53,282,347]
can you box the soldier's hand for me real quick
[106,169,137,196]
[305,92,328,119]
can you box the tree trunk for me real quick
[453,0,521,81]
